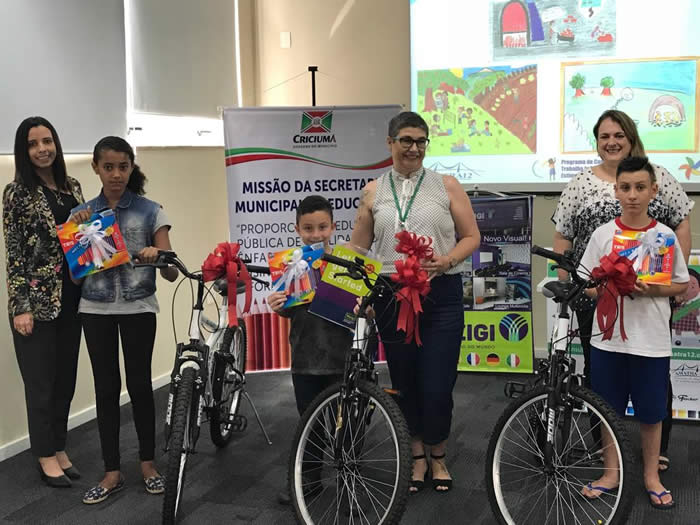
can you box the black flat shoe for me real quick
[37,464,72,488]
[62,465,81,480]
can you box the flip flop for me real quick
[582,482,618,500]
[647,489,675,510]
[658,455,670,472]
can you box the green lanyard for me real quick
[389,170,425,228]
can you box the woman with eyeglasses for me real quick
[350,111,480,494]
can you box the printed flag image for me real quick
[466,352,480,366]
[487,353,500,366]
[507,353,520,368]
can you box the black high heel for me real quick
[430,453,452,493]
[37,463,72,488]
[409,454,428,494]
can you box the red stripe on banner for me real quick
[225,153,393,171]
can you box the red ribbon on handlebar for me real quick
[201,242,251,327]
[591,252,637,341]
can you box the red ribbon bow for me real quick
[201,242,252,327]
[591,252,638,341]
[394,231,434,261]
[390,256,431,345]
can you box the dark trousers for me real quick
[12,308,81,457]
[577,305,673,451]
[292,373,344,417]
[375,273,464,445]
[82,313,157,472]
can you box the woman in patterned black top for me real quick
[3,117,84,487]
[551,109,693,469]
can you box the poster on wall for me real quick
[491,0,616,60]
[459,195,534,373]
[417,65,537,156]
[540,252,700,421]
[562,57,700,154]
[223,105,401,371]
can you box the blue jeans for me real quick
[375,273,464,445]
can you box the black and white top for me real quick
[551,165,693,264]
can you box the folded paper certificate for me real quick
[56,209,130,279]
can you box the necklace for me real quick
[389,169,425,230]
[43,185,65,206]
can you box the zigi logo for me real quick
[499,314,529,342]
[294,111,337,145]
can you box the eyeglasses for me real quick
[392,136,430,150]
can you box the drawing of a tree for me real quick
[570,73,585,97]
[600,76,614,96]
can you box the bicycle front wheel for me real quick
[486,385,633,525]
[210,323,247,447]
[162,367,197,525]
[289,380,411,525]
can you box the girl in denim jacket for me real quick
[71,136,178,504]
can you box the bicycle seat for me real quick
[543,280,576,302]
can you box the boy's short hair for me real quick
[616,156,656,183]
[296,195,333,224]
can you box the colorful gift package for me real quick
[612,227,675,285]
[268,243,325,309]
[56,209,130,279]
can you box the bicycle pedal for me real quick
[504,381,527,399]
[228,414,248,432]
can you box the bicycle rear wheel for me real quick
[162,367,197,525]
[289,380,411,525]
[210,323,247,447]
[486,384,633,525]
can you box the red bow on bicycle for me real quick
[391,231,433,346]
[395,230,434,260]
[591,252,637,341]
[201,242,252,327]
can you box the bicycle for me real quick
[135,250,272,525]
[485,246,633,525]
[288,252,411,525]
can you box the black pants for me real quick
[12,306,81,457]
[292,373,344,417]
[577,305,673,451]
[375,273,464,445]
[82,313,157,472]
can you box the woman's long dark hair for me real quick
[93,136,147,195]
[13,116,68,192]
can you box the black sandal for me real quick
[430,453,452,493]
[409,454,428,493]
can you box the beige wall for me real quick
[253,0,410,108]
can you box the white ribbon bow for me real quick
[271,248,309,297]
[75,220,117,269]
[630,228,665,273]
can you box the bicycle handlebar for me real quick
[531,245,584,283]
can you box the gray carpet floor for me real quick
[1,366,697,524]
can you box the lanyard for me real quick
[389,170,425,228]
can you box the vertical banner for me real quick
[223,105,401,371]
[459,195,534,373]
[541,251,700,421]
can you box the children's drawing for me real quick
[492,0,615,60]
[561,58,699,153]
[418,65,537,156]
